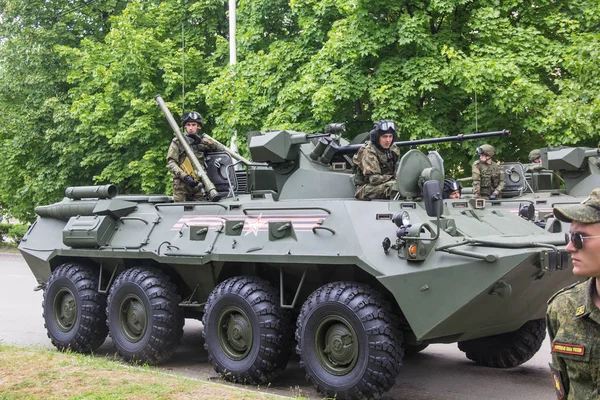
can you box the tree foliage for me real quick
[0,0,599,221]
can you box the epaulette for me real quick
[547,280,585,304]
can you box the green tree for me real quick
[0,0,127,221]
[206,0,600,174]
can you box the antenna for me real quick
[181,19,185,113]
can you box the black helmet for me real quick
[181,111,203,126]
[369,120,398,150]
[443,178,462,199]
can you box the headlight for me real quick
[392,211,411,227]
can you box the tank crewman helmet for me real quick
[369,120,399,149]
[528,149,541,162]
[476,144,496,157]
[181,111,204,127]
[443,178,462,199]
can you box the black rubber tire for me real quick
[202,276,293,385]
[43,262,108,353]
[107,267,184,364]
[458,319,546,368]
[295,282,403,400]
[404,343,429,357]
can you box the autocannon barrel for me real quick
[334,129,510,157]
[65,184,117,200]
[35,201,97,221]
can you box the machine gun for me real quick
[332,129,511,158]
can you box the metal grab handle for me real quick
[312,226,335,235]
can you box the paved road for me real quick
[0,252,555,399]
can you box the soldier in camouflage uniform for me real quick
[167,111,219,202]
[547,188,600,399]
[471,144,505,199]
[529,149,542,164]
[352,120,401,200]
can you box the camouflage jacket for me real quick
[167,133,219,180]
[547,278,600,399]
[471,160,505,198]
[352,143,401,186]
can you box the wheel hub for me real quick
[119,294,147,343]
[315,316,359,376]
[217,306,253,361]
[53,288,77,332]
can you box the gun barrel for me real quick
[204,134,253,165]
[155,95,221,202]
[334,129,510,157]
[65,185,117,200]
[36,201,97,221]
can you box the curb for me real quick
[0,251,22,258]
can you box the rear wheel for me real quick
[203,276,293,385]
[296,282,403,400]
[458,319,546,368]
[43,262,108,353]
[107,267,184,364]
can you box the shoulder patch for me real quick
[547,281,583,305]
[549,363,565,399]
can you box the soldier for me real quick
[547,188,600,399]
[529,149,542,164]
[472,144,505,200]
[352,120,401,200]
[167,111,219,202]
[442,178,462,199]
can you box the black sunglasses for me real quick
[565,232,600,250]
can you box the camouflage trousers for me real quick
[172,179,207,202]
[354,180,396,200]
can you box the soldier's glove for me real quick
[183,175,198,187]
[489,193,497,200]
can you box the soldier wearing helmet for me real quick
[167,111,219,201]
[352,120,401,200]
[529,149,542,164]
[443,178,462,199]
[472,144,505,200]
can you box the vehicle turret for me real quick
[542,146,600,196]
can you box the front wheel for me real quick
[107,267,184,364]
[296,282,403,400]
[203,276,294,385]
[458,319,546,368]
[43,262,108,353]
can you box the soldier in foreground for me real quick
[352,120,401,200]
[547,188,600,399]
[472,144,505,199]
[167,111,219,201]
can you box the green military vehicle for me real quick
[460,146,600,230]
[19,102,577,399]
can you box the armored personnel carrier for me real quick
[20,115,577,399]
[461,146,600,230]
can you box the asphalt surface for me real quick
[0,251,556,399]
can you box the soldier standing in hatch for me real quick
[352,120,401,200]
[471,144,505,200]
[167,111,219,202]
[529,149,542,164]
[547,188,600,399]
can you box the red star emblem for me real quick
[244,214,263,236]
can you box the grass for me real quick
[0,244,19,254]
[0,344,295,400]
